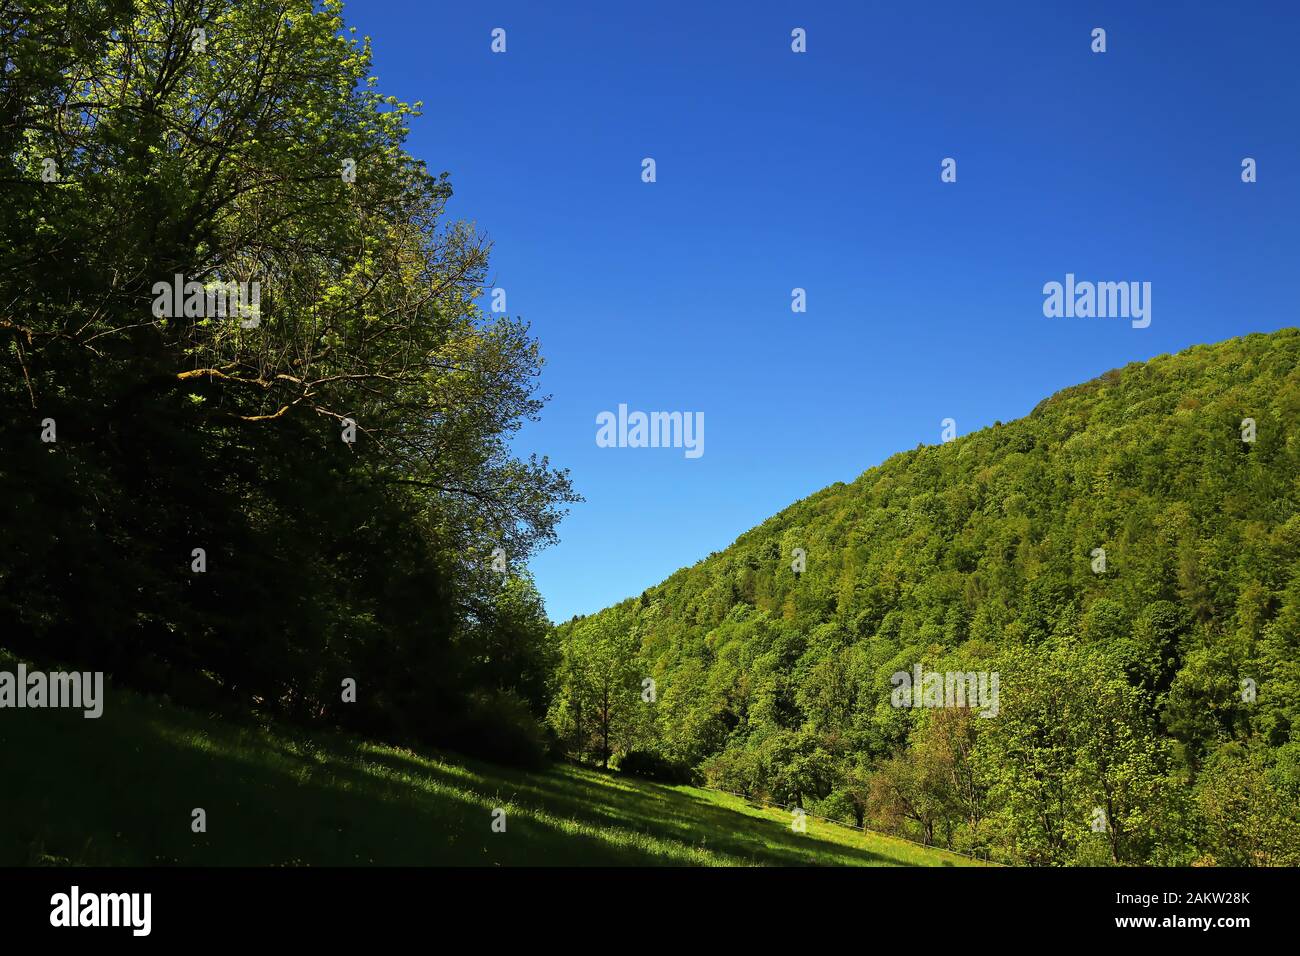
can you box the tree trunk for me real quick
[600,685,610,768]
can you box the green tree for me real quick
[0,0,575,760]
[1193,743,1300,866]
[549,612,643,767]
[975,644,1171,864]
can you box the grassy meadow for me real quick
[0,663,977,868]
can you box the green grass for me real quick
[0,669,981,867]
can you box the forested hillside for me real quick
[551,329,1300,865]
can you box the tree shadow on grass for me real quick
[4,692,904,867]
[355,747,900,867]
[2,699,667,866]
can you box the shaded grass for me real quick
[0,669,980,866]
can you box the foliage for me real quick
[0,0,574,762]
[616,749,695,784]
[553,330,1300,863]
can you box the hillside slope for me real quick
[0,658,976,867]
[550,330,1300,865]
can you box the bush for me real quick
[617,750,696,784]
[701,748,762,796]
[810,789,861,828]
[447,690,549,770]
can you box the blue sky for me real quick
[347,0,1300,622]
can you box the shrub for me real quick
[448,690,549,770]
[617,749,696,784]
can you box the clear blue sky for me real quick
[347,0,1300,623]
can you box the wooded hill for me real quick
[549,329,1300,865]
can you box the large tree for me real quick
[1,0,574,755]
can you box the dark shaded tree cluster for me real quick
[1,0,573,763]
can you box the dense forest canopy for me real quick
[1,0,572,761]
[551,329,1300,865]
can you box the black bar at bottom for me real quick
[0,865,1278,942]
